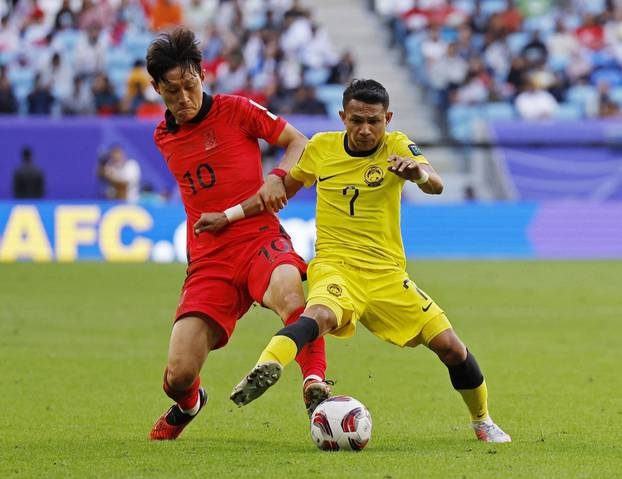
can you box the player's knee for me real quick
[166,364,198,391]
[304,304,338,334]
[279,291,305,319]
[430,331,467,366]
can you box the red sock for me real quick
[285,307,327,381]
[162,369,200,411]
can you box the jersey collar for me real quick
[165,93,213,133]
[343,133,381,157]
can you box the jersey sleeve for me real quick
[289,138,318,188]
[235,96,287,145]
[391,132,430,165]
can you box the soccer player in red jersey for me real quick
[146,27,330,440]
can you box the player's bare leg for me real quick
[150,316,222,440]
[260,264,331,415]
[427,328,511,443]
[231,303,336,408]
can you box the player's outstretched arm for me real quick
[258,124,308,213]
[387,155,443,194]
[193,174,304,236]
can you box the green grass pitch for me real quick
[1,261,621,478]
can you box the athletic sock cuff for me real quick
[276,315,319,352]
[447,350,484,390]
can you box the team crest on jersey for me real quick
[364,165,384,187]
[327,284,342,297]
[204,129,217,151]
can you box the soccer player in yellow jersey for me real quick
[194,79,510,442]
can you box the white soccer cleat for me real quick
[472,418,512,443]
[230,362,282,407]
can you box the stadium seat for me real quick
[566,85,599,116]
[304,68,330,87]
[448,104,479,142]
[481,0,506,16]
[554,103,582,120]
[108,68,130,97]
[8,67,35,101]
[484,102,516,121]
[106,48,134,71]
[523,14,556,34]
[591,69,622,87]
[123,30,153,62]
[315,84,343,107]
[609,87,622,107]
[591,51,619,69]
[51,29,82,55]
[507,32,530,55]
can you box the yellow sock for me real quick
[257,335,297,367]
[458,380,489,421]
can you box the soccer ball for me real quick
[310,396,372,451]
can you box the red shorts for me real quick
[175,230,307,349]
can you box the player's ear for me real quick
[151,80,160,95]
[385,111,393,125]
[199,69,205,82]
[339,110,346,123]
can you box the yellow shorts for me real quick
[306,259,451,347]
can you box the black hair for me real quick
[146,27,202,85]
[342,79,390,111]
[21,147,32,162]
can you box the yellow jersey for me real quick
[290,131,429,270]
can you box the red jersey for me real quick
[154,93,287,263]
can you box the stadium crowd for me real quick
[373,0,622,138]
[0,0,354,117]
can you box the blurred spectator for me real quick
[73,27,108,79]
[0,15,19,53]
[575,13,604,50]
[214,49,248,93]
[54,0,76,32]
[566,47,592,83]
[27,73,54,114]
[521,31,548,66]
[13,147,44,199]
[597,81,621,117]
[62,75,95,115]
[506,56,527,94]
[421,27,447,64]
[547,19,580,64]
[302,24,339,72]
[515,78,559,120]
[328,51,356,85]
[98,144,141,202]
[125,60,151,101]
[92,74,120,115]
[39,52,73,100]
[429,42,468,104]
[135,86,166,119]
[484,36,511,79]
[183,0,218,40]
[151,0,182,32]
[498,0,523,34]
[291,86,327,115]
[0,76,18,113]
[280,9,313,59]
[232,74,268,106]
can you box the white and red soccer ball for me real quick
[310,396,372,451]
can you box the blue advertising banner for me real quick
[2,201,621,261]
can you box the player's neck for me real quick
[166,93,213,132]
[343,134,381,157]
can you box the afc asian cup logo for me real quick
[364,165,384,187]
[327,284,343,297]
